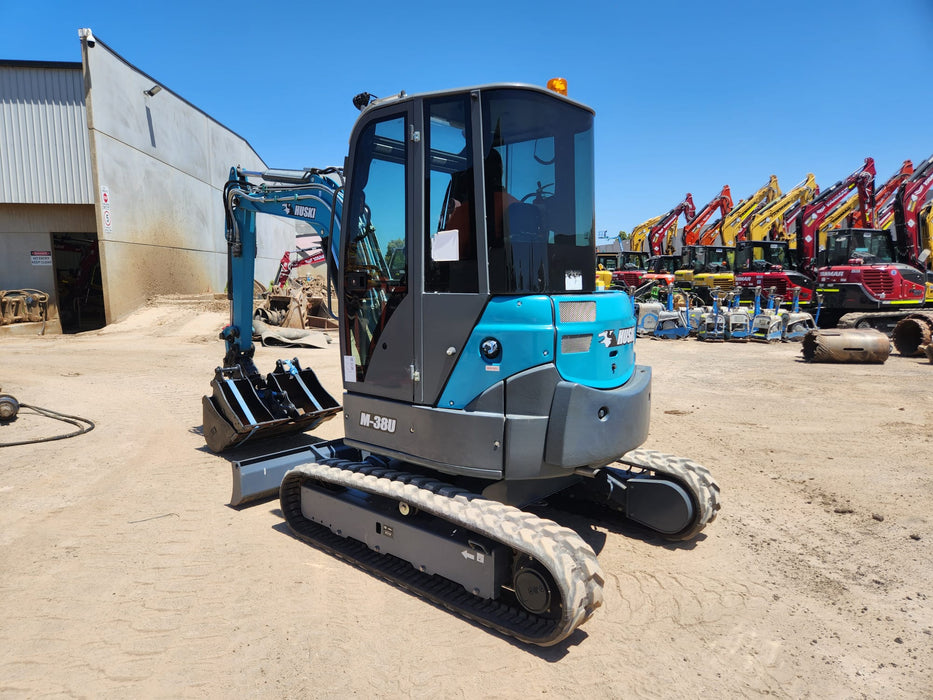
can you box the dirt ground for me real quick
[1,296,931,699]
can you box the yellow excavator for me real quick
[628,214,663,254]
[745,173,819,245]
[815,189,875,249]
[720,175,782,246]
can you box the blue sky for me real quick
[6,0,933,244]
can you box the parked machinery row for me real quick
[600,152,933,333]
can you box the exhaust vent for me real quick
[561,334,592,354]
[558,300,596,323]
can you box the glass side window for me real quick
[482,89,595,294]
[343,115,407,381]
[424,96,478,293]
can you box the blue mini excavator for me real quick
[202,83,720,646]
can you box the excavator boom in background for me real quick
[745,173,819,245]
[796,158,876,262]
[720,175,781,246]
[873,159,914,231]
[646,194,696,256]
[681,185,733,247]
[201,83,719,647]
[629,214,663,254]
[892,153,933,269]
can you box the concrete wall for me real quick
[0,203,96,318]
[82,37,298,323]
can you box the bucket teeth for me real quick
[201,361,341,452]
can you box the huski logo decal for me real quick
[598,326,636,348]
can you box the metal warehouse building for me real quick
[0,29,299,334]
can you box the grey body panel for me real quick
[344,362,652,483]
[419,293,488,405]
[347,292,415,402]
[545,365,651,468]
[343,392,505,479]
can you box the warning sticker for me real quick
[30,250,52,266]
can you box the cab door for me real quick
[341,104,417,402]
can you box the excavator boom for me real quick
[721,175,781,246]
[682,185,733,247]
[746,173,819,245]
[796,158,875,268]
[647,194,696,255]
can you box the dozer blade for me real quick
[229,440,355,506]
[202,358,341,453]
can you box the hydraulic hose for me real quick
[0,403,95,447]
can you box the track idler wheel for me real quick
[512,555,560,617]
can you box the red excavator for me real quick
[681,185,733,247]
[646,193,696,256]
[796,157,876,259]
[873,159,914,230]
[813,156,933,331]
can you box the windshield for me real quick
[683,246,733,272]
[597,253,618,270]
[482,89,595,294]
[649,255,679,273]
[821,230,896,266]
[620,251,648,269]
[736,242,790,270]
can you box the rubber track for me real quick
[837,311,910,333]
[615,448,722,541]
[280,460,604,647]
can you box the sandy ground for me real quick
[1,296,931,699]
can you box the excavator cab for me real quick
[339,85,647,484]
[206,85,647,480]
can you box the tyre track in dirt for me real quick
[1,301,931,698]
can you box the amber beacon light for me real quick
[546,77,568,95]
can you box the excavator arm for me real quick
[873,159,913,230]
[796,158,875,266]
[629,215,663,253]
[720,175,781,246]
[746,173,819,244]
[816,190,873,242]
[682,185,733,247]
[892,153,933,266]
[647,194,696,256]
[221,166,344,367]
[202,167,345,453]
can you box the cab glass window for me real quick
[424,96,478,293]
[481,89,595,294]
[343,115,407,380]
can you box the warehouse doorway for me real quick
[53,233,105,333]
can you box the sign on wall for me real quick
[30,250,52,266]
[100,185,113,233]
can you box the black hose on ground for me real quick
[0,402,95,447]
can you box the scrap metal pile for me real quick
[0,289,49,326]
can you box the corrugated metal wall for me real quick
[0,63,93,204]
